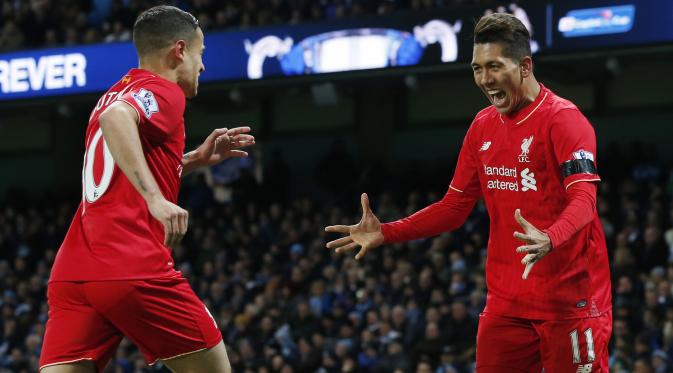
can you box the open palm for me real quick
[197,127,255,166]
[325,193,384,260]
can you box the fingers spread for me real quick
[209,128,228,142]
[232,134,255,143]
[215,134,231,144]
[514,208,530,229]
[521,253,537,265]
[360,193,370,214]
[226,150,248,158]
[516,243,541,253]
[335,242,358,254]
[226,126,251,136]
[325,225,350,233]
[522,262,535,279]
[326,236,353,249]
[355,245,370,260]
[513,231,531,243]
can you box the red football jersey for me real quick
[450,84,611,320]
[50,69,185,282]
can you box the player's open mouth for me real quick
[488,90,506,106]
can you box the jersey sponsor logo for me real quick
[132,88,159,119]
[521,168,537,191]
[483,164,538,192]
[518,135,533,163]
[572,149,594,161]
[121,75,132,84]
[479,141,492,151]
[483,165,517,177]
[487,178,519,191]
[484,165,519,191]
[576,363,593,373]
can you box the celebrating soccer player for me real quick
[40,6,253,373]
[326,13,612,372]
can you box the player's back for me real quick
[50,68,186,282]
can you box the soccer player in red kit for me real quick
[326,13,611,373]
[39,6,254,373]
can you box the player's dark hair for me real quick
[133,5,199,56]
[474,13,530,63]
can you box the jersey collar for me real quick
[499,83,549,126]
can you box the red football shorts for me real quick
[40,274,222,372]
[476,311,612,373]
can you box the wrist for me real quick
[183,149,206,167]
[145,192,164,206]
[542,229,555,250]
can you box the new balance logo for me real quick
[480,141,492,151]
[521,168,537,191]
[576,363,592,373]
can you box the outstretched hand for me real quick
[195,127,255,166]
[513,209,552,279]
[325,193,385,260]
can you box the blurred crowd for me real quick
[0,140,672,372]
[0,0,512,52]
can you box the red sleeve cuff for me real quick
[381,223,393,244]
[563,174,600,190]
[542,228,558,250]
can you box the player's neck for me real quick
[510,78,541,115]
[138,60,178,84]
[523,77,541,103]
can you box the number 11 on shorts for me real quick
[569,328,595,364]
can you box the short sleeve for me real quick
[118,82,184,142]
[550,108,600,189]
[449,125,483,199]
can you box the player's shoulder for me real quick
[544,86,583,117]
[131,75,183,100]
[125,73,185,116]
[471,105,499,127]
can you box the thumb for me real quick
[361,193,371,215]
[210,128,228,141]
[514,209,529,230]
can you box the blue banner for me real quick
[0,0,671,101]
[550,0,673,51]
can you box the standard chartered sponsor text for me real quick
[484,165,519,191]
[482,164,537,192]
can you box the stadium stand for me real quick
[0,0,504,52]
[0,142,671,372]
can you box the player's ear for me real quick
[173,40,188,61]
[519,56,533,78]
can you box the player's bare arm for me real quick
[99,101,188,248]
[181,126,255,176]
[325,193,385,260]
[513,208,552,280]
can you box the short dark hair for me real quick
[133,5,199,56]
[474,13,530,63]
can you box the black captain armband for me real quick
[561,159,597,177]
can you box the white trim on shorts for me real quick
[148,347,209,366]
[40,357,95,372]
